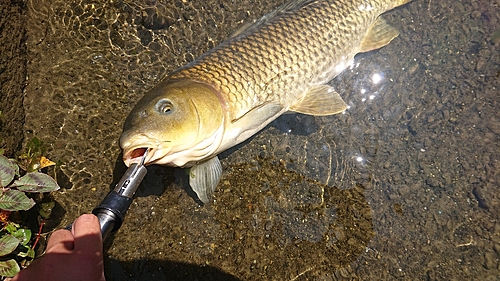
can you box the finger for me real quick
[72,214,103,253]
[46,229,74,254]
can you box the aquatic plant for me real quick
[0,142,60,277]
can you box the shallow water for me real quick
[9,0,500,279]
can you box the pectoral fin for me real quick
[189,156,222,204]
[230,102,283,143]
[360,17,400,52]
[232,102,283,127]
[289,85,347,116]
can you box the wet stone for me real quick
[426,177,441,188]
[398,185,410,196]
[472,186,490,210]
[484,252,497,270]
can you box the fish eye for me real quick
[155,99,173,114]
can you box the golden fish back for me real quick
[169,0,409,121]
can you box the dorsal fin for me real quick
[229,0,318,38]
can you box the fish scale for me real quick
[168,0,400,123]
[120,0,411,203]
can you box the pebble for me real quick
[475,58,486,72]
[484,252,497,270]
[398,185,410,196]
[487,118,500,134]
[472,186,490,210]
[471,10,482,19]
[426,177,440,188]
[441,173,452,185]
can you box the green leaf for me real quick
[0,155,16,188]
[9,159,20,177]
[12,229,31,246]
[17,250,29,258]
[11,172,60,193]
[26,247,35,259]
[0,259,21,277]
[4,223,18,234]
[0,234,20,256]
[39,201,55,219]
[17,245,32,258]
[0,190,36,211]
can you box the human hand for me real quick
[11,214,105,281]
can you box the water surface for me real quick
[16,0,500,279]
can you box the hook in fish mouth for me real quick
[124,147,152,166]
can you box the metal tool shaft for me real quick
[92,162,147,241]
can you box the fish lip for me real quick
[123,147,153,166]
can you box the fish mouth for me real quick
[123,147,152,166]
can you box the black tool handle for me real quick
[92,191,134,241]
[66,163,147,242]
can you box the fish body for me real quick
[120,0,411,203]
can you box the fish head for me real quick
[120,79,224,167]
